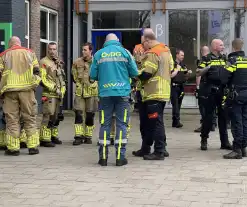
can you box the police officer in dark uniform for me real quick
[196,39,232,151]
[194,46,217,133]
[223,39,246,159]
[171,49,192,128]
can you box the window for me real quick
[169,10,198,77]
[25,0,29,48]
[40,6,58,58]
[93,11,150,29]
[235,10,245,48]
[200,10,230,54]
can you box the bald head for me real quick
[211,39,224,53]
[8,36,21,48]
[141,35,145,44]
[201,46,210,56]
[143,28,156,41]
[106,33,119,42]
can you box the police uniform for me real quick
[223,51,246,159]
[138,44,172,160]
[0,45,40,155]
[195,56,217,133]
[170,61,188,128]
[72,57,98,145]
[40,56,66,147]
[199,53,232,150]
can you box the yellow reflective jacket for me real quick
[140,44,173,102]
[71,57,98,98]
[40,56,66,98]
[0,46,41,95]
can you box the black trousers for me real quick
[198,96,217,126]
[171,85,184,125]
[230,97,247,149]
[200,87,229,144]
[140,100,166,153]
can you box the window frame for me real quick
[40,6,59,45]
[25,0,30,48]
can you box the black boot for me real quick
[73,137,83,146]
[0,146,7,150]
[164,148,169,157]
[40,141,55,147]
[172,122,183,128]
[84,138,92,144]
[116,158,128,166]
[5,149,20,156]
[220,142,233,150]
[51,137,62,144]
[20,142,27,149]
[200,138,207,151]
[210,125,216,132]
[143,152,164,160]
[194,126,201,133]
[29,148,39,155]
[98,159,107,166]
[223,148,242,159]
[132,149,150,157]
[242,148,247,157]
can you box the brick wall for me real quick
[30,0,64,60]
[0,0,12,23]
[12,0,25,43]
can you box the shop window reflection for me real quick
[235,10,245,47]
[200,10,230,54]
[169,10,197,82]
[93,11,150,29]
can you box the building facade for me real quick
[0,0,73,110]
[74,0,247,108]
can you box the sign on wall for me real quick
[150,11,167,44]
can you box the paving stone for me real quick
[0,112,244,207]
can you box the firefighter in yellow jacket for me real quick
[40,42,66,147]
[0,36,40,156]
[0,99,6,150]
[72,42,98,145]
[138,29,173,160]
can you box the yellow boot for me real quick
[20,129,27,148]
[5,133,20,156]
[0,129,6,150]
[51,127,62,144]
[84,125,95,144]
[40,125,55,147]
[73,124,85,145]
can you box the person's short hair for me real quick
[48,42,57,46]
[83,42,93,51]
[232,39,244,51]
[176,49,184,55]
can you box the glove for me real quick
[41,96,48,102]
[57,106,64,121]
[56,88,62,97]
[57,112,64,121]
[194,89,199,99]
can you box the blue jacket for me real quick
[90,40,138,97]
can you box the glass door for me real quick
[92,31,122,54]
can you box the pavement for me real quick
[0,110,247,207]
